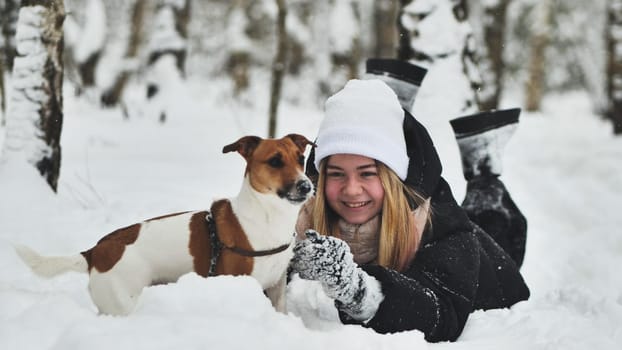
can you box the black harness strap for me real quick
[206,212,222,277]
[226,242,292,257]
[205,212,293,277]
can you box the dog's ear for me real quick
[223,136,262,159]
[285,134,316,152]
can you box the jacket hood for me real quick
[402,110,471,242]
[402,109,442,198]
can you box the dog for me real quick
[15,134,315,316]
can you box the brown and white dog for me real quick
[15,134,315,316]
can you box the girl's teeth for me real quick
[345,202,366,208]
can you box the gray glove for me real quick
[291,229,384,321]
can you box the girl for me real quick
[290,78,529,342]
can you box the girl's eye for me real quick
[361,171,378,178]
[326,172,344,178]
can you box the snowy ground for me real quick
[0,79,621,349]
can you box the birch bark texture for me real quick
[3,0,65,191]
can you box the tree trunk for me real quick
[373,0,399,58]
[3,0,65,191]
[525,0,552,112]
[101,0,147,107]
[72,0,106,91]
[226,0,252,96]
[397,0,415,61]
[285,2,312,76]
[606,0,622,134]
[1,53,5,123]
[329,0,362,84]
[78,51,101,88]
[268,0,288,138]
[479,0,511,111]
[1,0,19,72]
[453,0,485,111]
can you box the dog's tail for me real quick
[14,244,88,278]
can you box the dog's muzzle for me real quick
[278,179,313,204]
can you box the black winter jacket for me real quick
[335,111,530,342]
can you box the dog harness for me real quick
[205,212,293,277]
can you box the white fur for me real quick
[15,158,312,316]
[230,176,309,312]
[87,212,198,315]
[14,244,87,277]
[231,176,300,290]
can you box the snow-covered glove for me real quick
[290,229,384,321]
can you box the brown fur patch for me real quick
[247,137,304,194]
[81,224,141,273]
[188,211,211,277]
[210,199,254,276]
[188,202,254,277]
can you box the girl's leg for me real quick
[451,108,527,267]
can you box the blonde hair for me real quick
[312,158,429,272]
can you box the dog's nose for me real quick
[296,180,312,195]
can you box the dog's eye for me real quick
[268,156,284,168]
[298,155,305,167]
[414,12,428,21]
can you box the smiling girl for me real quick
[291,79,529,342]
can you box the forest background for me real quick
[1,0,621,190]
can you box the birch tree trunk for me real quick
[268,0,288,138]
[525,0,552,112]
[3,0,65,191]
[606,0,622,134]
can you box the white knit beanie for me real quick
[314,79,409,180]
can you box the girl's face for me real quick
[324,154,385,225]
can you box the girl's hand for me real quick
[291,230,384,321]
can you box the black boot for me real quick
[450,108,527,267]
[364,58,427,114]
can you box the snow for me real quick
[1,36,622,350]
[66,0,106,64]
[149,4,186,53]
[329,0,359,54]
[3,5,50,165]
[1,77,620,348]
